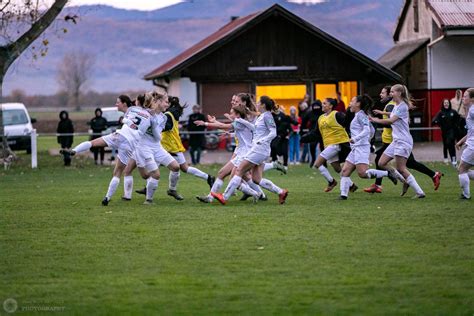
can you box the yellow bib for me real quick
[318,111,349,146]
[161,112,185,153]
[381,101,395,144]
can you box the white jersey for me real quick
[350,111,374,147]
[119,106,153,145]
[249,111,276,155]
[137,112,167,149]
[465,104,474,149]
[233,118,254,157]
[391,101,413,144]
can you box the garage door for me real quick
[201,83,251,118]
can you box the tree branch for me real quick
[5,0,68,68]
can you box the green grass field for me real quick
[1,141,473,314]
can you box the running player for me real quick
[364,86,442,194]
[456,88,474,200]
[211,96,288,205]
[339,95,398,200]
[313,98,357,193]
[61,95,150,205]
[370,84,425,198]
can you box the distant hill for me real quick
[4,0,403,95]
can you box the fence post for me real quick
[31,129,37,169]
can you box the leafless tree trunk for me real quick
[0,0,69,154]
[56,51,95,111]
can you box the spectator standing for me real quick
[432,99,460,166]
[188,105,206,165]
[334,91,346,113]
[89,108,108,165]
[298,95,310,163]
[288,106,301,164]
[57,110,74,166]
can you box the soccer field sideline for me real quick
[0,152,473,314]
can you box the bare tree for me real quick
[57,51,95,110]
[0,0,72,153]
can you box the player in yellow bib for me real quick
[157,96,215,200]
[313,98,357,193]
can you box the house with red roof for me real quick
[144,4,401,119]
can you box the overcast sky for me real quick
[45,0,184,11]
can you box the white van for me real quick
[1,103,36,153]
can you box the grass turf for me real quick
[0,146,473,314]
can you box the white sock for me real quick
[186,167,208,180]
[105,176,120,199]
[366,169,388,178]
[223,176,242,200]
[247,179,266,198]
[146,178,159,201]
[340,176,351,197]
[239,181,259,197]
[263,163,273,172]
[459,173,470,198]
[318,165,334,183]
[208,177,224,201]
[123,176,133,199]
[169,171,180,190]
[467,170,474,180]
[259,178,283,195]
[73,141,92,153]
[406,174,424,195]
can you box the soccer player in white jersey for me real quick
[195,103,265,203]
[456,88,474,200]
[61,95,151,205]
[370,84,425,198]
[339,95,398,200]
[130,91,181,204]
[212,96,289,205]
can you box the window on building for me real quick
[315,83,337,101]
[256,84,306,113]
[338,81,358,107]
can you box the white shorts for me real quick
[244,151,268,166]
[170,152,186,165]
[461,147,474,165]
[136,146,175,172]
[346,145,370,165]
[383,140,412,159]
[102,132,133,165]
[231,155,244,167]
[320,144,341,163]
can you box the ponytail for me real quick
[260,95,278,112]
[118,94,132,108]
[356,94,373,114]
[392,84,416,110]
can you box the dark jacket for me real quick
[57,111,74,148]
[273,111,294,139]
[432,105,460,140]
[89,108,108,140]
[188,112,206,147]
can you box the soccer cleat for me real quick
[349,183,358,193]
[400,182,409,196]
[167,189,184,201]
[274,161,287,174]
[135,187,146,195]
[363,184,383,194]
[459,194,471,200]
[143,199,153,205]
[337,195,348,200]
[412,193,426,199]
[387,169,398,185]
[196,195,212,203]
[102,197,109,206]
[259,194,268,201]
[252,195,259,204]
[278,189,289,204]
[240,193,251,201]
[121,196,131,201]
[207,175,216,189]
[60,149,76,156]
[211,192,226,205]
[432,172,442,191]
[324,179,338,192]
